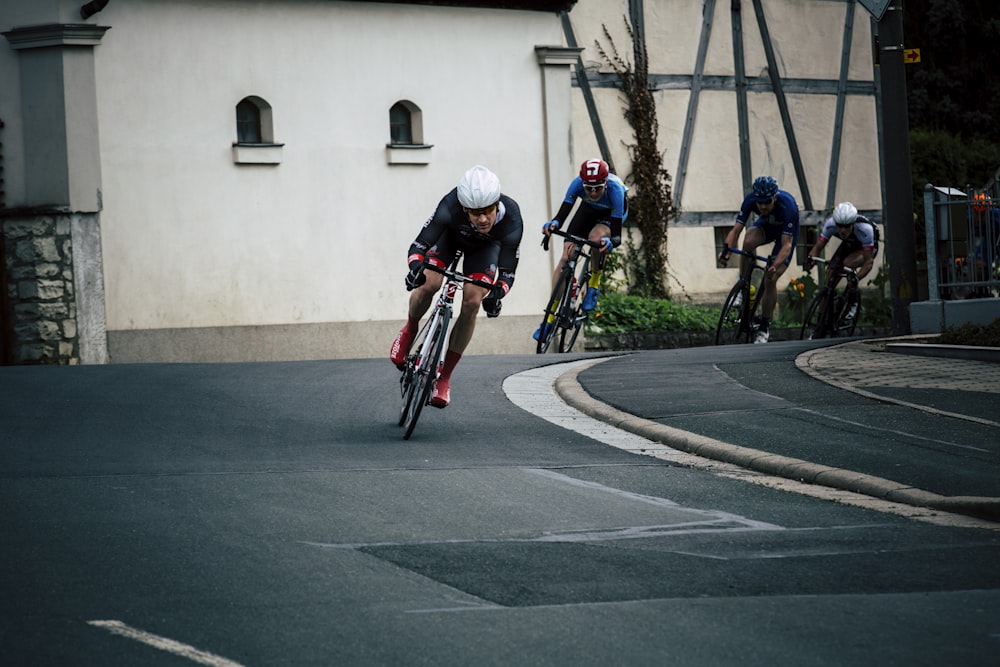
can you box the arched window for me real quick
[235,96,274,144]
[233,96,282,164]
[389,100,423,145]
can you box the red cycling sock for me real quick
[439,350,461,381]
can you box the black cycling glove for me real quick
[482,297,502,318]
[405,262,426,291]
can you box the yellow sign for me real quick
[904,48,921,64]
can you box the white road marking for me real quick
[87,620,245,667]
[795,407,991,453]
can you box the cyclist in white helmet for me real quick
[803,201,879,321]
[390,165,524,408]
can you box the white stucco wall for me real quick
[86,0,562,331]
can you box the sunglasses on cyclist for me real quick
[465,204,497,217]
[583,182,606,192]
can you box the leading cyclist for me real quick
[803,201,879,322]
[718,175,800,344]
[389,165,524,408]
[536,158,628,341]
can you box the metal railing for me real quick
[923,177,1000,300]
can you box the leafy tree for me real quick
[596,19,678,299]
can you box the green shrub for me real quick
[938,317,1000,347]
[587,292,718,334]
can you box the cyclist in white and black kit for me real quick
[803,201,879,322]
[389,165,524,409]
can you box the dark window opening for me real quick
[389,103,412,144]
[236,100,262,144]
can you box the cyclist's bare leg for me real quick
[430,284,487,407]
[406,272,443,325]
[740,227,765,279]
[760,261,788,320]
[549,241,576,288]
[841,249,866,271]
[587,223,611,284]
[442,284,488,369]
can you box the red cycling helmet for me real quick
[580,158,610,185]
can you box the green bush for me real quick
[587,292,718,334]
[938,317,1000,347]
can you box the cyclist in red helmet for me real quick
[537,158,628,341]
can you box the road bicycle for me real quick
[799,256,860,340]
[397,251,493,440]
[715,246,773,345]
[536,229,603,354]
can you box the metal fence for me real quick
[923,178,1000,300]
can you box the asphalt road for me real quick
[1,350,998,666]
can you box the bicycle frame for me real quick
[715,246,773,345]
[537,229,602,354]
[800,256,860,340]
[398,252,493,440]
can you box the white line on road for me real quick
[87,620,245,667]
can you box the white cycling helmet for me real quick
[457,165,502,209]
[832,201,858,226]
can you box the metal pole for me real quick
[877,0,918,334]
[923,183,939,300]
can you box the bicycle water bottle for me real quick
[748,284,757,310]
[571,278,579,300]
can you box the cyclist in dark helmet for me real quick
[803,201,879,322]
[537,158,628,341]
[390,165,524,408]
[718,175,801,343]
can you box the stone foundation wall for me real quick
[1,211,80,364]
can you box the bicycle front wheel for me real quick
[398,360,416,426]
[800,289,831,340]
[402,310,449,440]
[536,269,573,354]
[834,295,860,337]
[715,282,749,345]
[558,260,590,353]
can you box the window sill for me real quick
[386,143,433,165]
[232,143,284,165]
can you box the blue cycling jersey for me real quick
[735,190,800,238]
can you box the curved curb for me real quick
[555,357,1000,523]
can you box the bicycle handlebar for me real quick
[805,256,858,276]
[541,228,604,252]
[421,261,496,291]
[719,245,772,265]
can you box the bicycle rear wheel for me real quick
[402,310,449,440]
[715,281,750,344]
[536,268,573,354]
[800,289,832,340]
